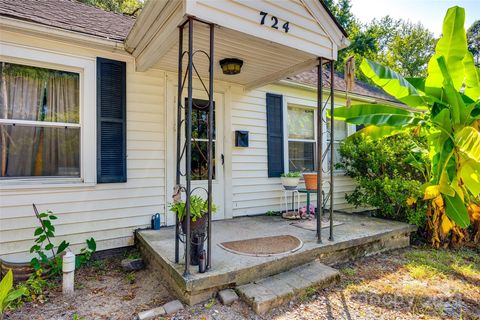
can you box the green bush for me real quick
[337,132,429,227]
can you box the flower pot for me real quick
[281,177,300,190]
[303,173,318,190]
[1,255,52,282]
[181,214,208,235]
[181,214,207,265]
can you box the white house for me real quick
[0,0,397,261]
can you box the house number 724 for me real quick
[259,11,290,33]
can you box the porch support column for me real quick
[207,23,214,270]
[329,60,334,241]
[174,23,184,264]
[316,58,323,243]
[184,16,194,276]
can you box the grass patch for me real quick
[340,267,356,277]
[406,264,441,280]
[404,247,480,281]
[299,287,317,302]
[205,298,216,310]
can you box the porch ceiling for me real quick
[153,23,318,89]
[126,0,349,90]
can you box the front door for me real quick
[179,91,225,220]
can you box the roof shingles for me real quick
[287,68,396,102]
[0,0,134,41]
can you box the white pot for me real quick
[281,177,300,190]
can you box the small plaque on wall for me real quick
[235,130,249,147]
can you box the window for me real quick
[286,103,350,173]
[327,119,348,170]
[187,99,215,181]
[0,62,80,178]
[287,105,315,172]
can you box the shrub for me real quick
[337,131,429,227]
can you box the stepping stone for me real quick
[218,289,239,305]
[121,258,145,271]
[236,261,340,314]
[163,299,184,315]
[137,306,165,320]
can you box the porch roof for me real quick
[125,0,350,89]
[1,0,352,91]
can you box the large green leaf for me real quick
[406,78,426,91]
[348,125,407,140]
[436,56,467,124]
[460,160,480,196]
[444,192,470,228]
[463,52,480,101]
[330,104,414,121]
[431,108,451,133]
[360,59,424,107]
[3,288,26,306]
[0,269,13,312]
[471,102,480,119]
[455,126,480,162]
[425,6,467,95]
[345,114,418,127]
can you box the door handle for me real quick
[221,154,225,165]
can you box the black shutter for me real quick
[97,57,126,183]
[266,93,284,177]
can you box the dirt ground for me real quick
[4,251,173,320]
[5,246,480,320]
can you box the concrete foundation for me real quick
[137,213,416,305]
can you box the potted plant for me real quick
[280,171,302,190]
[169,195,217,265]
[303,172,318,190]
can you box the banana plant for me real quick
[329,6,480,246]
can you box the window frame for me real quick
[283,98,356,175]
[0,43,96,189]
[285,103,317,173]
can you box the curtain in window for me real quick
[0,69,44,176]
[288,106,314,140]
[0,63,80,178]
[42,74,80,176]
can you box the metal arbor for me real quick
[174,17,215,276]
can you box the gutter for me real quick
[0,17,127,53]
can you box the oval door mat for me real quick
[218,235,303,257]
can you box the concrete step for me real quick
[236,260,340,314]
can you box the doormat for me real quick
[218,235,303,257]
[290,219,343,231]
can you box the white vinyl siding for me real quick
[230,84,356,217]
[0,30,166,259]
[0,27,356,258]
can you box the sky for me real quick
[349,0,480,36]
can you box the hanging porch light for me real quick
[219,58,243,75]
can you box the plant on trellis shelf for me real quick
[329,6,480,247]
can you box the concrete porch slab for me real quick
[137,213,416,305]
